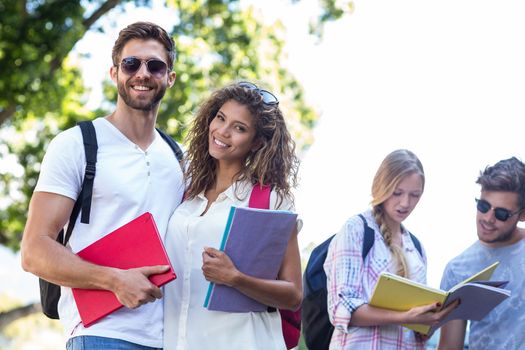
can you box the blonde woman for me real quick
[324,149,456,350]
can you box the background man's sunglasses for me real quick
[239,82,279,105]
[475,198,521,222]
[119,56,168,78]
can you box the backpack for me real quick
[39,120,183,319]
[301,214,423,350]
[248,185,301,350]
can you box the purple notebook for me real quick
[204,206,297,312]
[428,280,510,334]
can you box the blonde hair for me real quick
[371,149,425,277]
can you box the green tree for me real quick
[0,0,142,128]
[0,0,147,250]
[298,0,355,37]
[0,0,320,329]
[1,0,318,250]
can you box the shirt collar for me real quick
[196,180,252,203]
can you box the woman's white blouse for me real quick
[163,182,296,350]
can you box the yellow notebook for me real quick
[369,262,505,334]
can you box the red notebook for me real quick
[72,212,176,327]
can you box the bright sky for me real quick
[2,0,525,304]
[291,0,525,288]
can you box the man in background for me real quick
[438,157,525,350]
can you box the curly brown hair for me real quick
[184,82,299,206]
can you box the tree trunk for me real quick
[0,105,16,127]
[0,302,42,331]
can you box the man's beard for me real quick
[117,79,167,111]
[479,225,516,244]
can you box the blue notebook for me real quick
[203,206,298,312]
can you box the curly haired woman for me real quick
[163,82,302,349]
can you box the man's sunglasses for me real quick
[238,82,279,106]
[119,56,168,78]
[475,198,522,222]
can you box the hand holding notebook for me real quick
[369,261,510,334]
[72,212,176,327]
[111,264,170,307]
[203,206,298,312]
[202,246,238,279]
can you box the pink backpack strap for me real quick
[248,184,271,209]
[248,183,301,349]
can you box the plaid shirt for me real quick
[324,210,427,350]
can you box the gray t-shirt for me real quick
[440,237,525,350]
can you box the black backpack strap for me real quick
[62,121,98,245]
[78,121,98,225]
[156,128,184,162]
[358,214,375,260]
[359,214,423,258]
[61,191,84,245]
[408,232,423,257]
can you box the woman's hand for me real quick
[405,299,460,326]
[201,247,240,287]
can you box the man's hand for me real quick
[112,265,169,309]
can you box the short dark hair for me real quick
[476,157,525,209]
[112,21,175,70]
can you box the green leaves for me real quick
[309,0,354,37]
[0,0,318,251]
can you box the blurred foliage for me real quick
[0,0,144,250]
[0,0,321,251]
[149,0,318,147]
[0,294,64,349]
[0,0,148,128]
[305,0,355,37]
[0,60,93,250]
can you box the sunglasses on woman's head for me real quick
[475,198,522,222]
[119,56,168,78]
[238,82,279,106]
